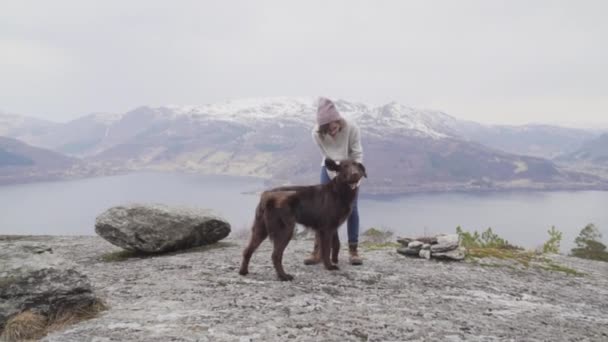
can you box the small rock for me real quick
[431,235,460,253]
[396,237,412,246]
[397,247,422,257]
[431,243,459,253]
[351,328,368,340]
[437,234,459,245]
[397,236,438,246]
[432,247,466,261]
[422,243,431,250]
[419,249,431,259]
[415,236,438,244]
[408,241,423,249]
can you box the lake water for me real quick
[1,172,607,252]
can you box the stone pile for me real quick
[396,234,465,261]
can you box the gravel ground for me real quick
[12,235,606,342]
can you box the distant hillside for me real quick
[558,133,608,165]
[0,111,58,141]
[0,136,90,185]
[0,148,34,167]
[449,122,598,159]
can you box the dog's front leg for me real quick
[331,232,340,264]
[320,230,339,271]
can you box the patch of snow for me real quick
[513,160,529,173]
[160,97,460,139]
[164,97,317,124]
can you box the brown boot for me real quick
[304,236,321,265]
[349,243,363,265]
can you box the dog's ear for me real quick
[357,162,367,178]
[325,158,340,172]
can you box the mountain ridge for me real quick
[1,98,607,193]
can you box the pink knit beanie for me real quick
[316,97,342,126]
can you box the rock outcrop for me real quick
[30,235,608,342]
[0,242,102,341]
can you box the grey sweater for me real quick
[311,120,363,170]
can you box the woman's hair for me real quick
[317,118,346,138]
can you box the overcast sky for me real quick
[1,0,606,126]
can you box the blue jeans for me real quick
[320,166,359,244]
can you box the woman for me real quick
[305,97,364,265]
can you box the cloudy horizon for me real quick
[1,1,607,127]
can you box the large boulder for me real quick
[0,243,102,340]
[95,204,231,253]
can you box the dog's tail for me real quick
[254,198,267,224]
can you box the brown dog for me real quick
[238,158,367,281]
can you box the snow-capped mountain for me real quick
[165,97,316,124]
[1,98,605,192]
[153,97,456,139]
[10,97,460,156]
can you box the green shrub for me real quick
[456,226,480,249]
[361,227,394,244]
[457,226,583,276]
[456,226,518,249]
[570,224,608,262]
[542,226,562,254]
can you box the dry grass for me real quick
[467,247,584,276]
[467,247,536,267]
[0,311,47,341]
[47,299,107,332]
[0,299,107,342]
[538,261,585,277]
[361,241,401,251]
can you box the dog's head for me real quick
[325,158,367,189]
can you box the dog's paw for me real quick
[238,269,248,276]
[278,273,294,281]
[326,264,340,271]
[331,258,339,264]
